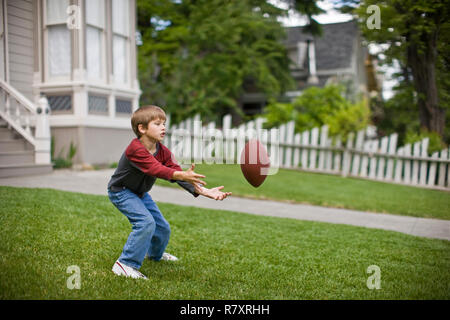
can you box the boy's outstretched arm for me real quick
[172,163,207,186]
[193,183,232,201]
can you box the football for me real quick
[240,139,270,188]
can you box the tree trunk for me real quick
[407,30,446,136]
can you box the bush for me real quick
[263,85,371,141]
[51,140,77,169]
[405,129,447,155]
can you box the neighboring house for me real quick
[0,0,140,177]
[240,20,381,117]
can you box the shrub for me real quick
[263,85,371,141]
[405,129,447,156]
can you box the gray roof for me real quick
[285,20,359,71]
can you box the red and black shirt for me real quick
[108,138,199,198]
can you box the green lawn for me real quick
[156,164,450,220]
[0,186,449,299]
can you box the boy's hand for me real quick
[173,163,207,186]
[194,184,232,201]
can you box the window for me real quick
[116,99,132,114]
[46,0,71,77]
[86,0,105,80]
[47,95,72,112]
[88,94,108,114]
[112,0,129,84]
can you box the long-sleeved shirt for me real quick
[107,138,199,198]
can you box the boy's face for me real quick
[139,118,166,142]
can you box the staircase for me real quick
[0,79,52,178]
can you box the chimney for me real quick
[307,39,319,84]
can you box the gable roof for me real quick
[285,20,359,71]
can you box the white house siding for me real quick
[7,0,34,101]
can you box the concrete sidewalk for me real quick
[1,169,449,241]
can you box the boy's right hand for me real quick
[173,164,207,186]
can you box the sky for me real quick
[268,0,398,99]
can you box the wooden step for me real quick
[0,127,20,139]
[0,151,34,165]
[0,163,53,178]
[0,139,33,152]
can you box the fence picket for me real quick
[412,141,421,185]
[360,140,371,178]
[301,130,309,169]
[318,125,328,170]
[193,115,202,163]
[368,140,378,179]
[376,136,389,180]
[427,151,439,187]
[279,124,286,167]
[351,130,365,176]
[385,133,398,180]
[309,127,319,169]
[325,137,333,171]
[342,133,354,177]
[285,121,295,168]
[403,144,412,184]
[333,136,342,173]
[419,138,429,186]
[394,147,404,183]
[293,133,301,168]
[438,149,448,187]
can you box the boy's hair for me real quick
[131,105,166,138]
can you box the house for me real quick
[0,0,140,177]
[240,20,381,117]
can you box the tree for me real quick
[137,0,323,124]
[337,0,449,140]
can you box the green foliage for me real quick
[263,85,370,140]
[375,85,419,143]
[109,162,118,169]
[52,140,77,169]
[405,129,447,156]
[137,0,322,124]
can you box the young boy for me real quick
[108,105,232,279]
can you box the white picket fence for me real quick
[163,114,450,190]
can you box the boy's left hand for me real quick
[194,184,232,201]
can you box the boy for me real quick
[108,105,232,279]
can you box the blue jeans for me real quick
[108,188,171,269]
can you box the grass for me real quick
[0,186,449,300]
[155,164,450,220]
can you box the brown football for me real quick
[240,139,270,188]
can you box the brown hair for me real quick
[131,105,166,138]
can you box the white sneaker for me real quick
[161,252,179,261]
[112,260,148,280]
